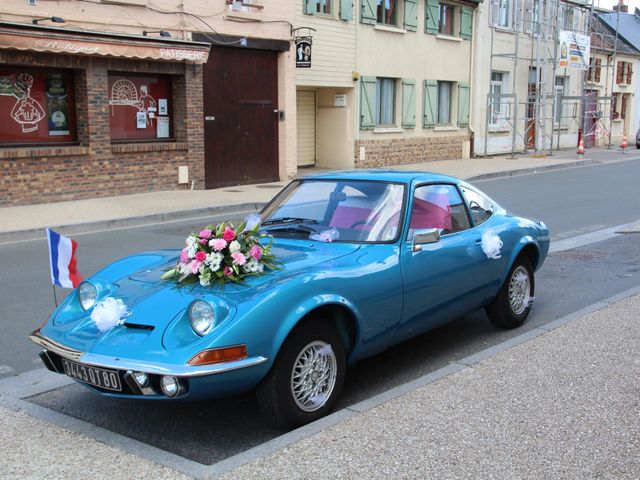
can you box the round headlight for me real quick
[189,300,215,336]
[78,282,98,311]
[160,376,181,397]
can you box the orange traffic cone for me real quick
[577,138,585,155]
[621,134,628,152]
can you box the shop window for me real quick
[108,73,173,143]
[0,67,77,146]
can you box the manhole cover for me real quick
[224,189,243,193]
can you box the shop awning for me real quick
[0,22,210,64]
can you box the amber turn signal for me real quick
[188,345,248,366]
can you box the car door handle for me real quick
[475,239,482,245]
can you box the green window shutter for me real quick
[360,76,377,129]
[340,0,353,20]
[361,0,377,24]
[458,82,470,127]
[404,0,418,31]
[402,79,416,128]
[460,6,473,40]
[423,80,438,128]
[304,0,316,15]
[425,0,439,35]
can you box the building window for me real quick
[437,81,452,124]
[375,77,396,125]
[312,0,332,14]
[492,0,512,28]
[439,3,454,35]
[612,92,620,119]
[561,4,574,30]
[108,73,173,143]
[554,76,568,126]
[490,71,508,127]
[377,0,397,25]
[0,67,77,146]
[587,57,602,83]
[616,61,633,85]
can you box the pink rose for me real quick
[199,229,212,239]
[231,252,247,266]
[249,245,263,260]
[223,266,233,276]
[180,248,189,263]
[189,260,202,274]
[199,239,208,245]
[210,238,227,251]
[195,251,206,262]
[223,227,236,242]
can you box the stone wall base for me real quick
[355,135,469,168]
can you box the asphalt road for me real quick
[1,158,639,464]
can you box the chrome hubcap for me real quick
[291,341,337,413]
[509,266,531,315]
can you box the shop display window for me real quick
[0,67,77,145]
[108,73,173,142]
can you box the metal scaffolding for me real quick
[482,0,624,156]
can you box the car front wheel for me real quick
[486,255,534,329]
[256,318,346,430]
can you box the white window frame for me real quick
[437,80,454,125]
[492,0,513,29]
[490,71,509,128]
[554,76,569,127]
[375,77,397,126]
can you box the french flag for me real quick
[46,228,83,289]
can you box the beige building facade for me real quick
[472,0,588,156]
[0,0,296,206]
[296,0,478,171]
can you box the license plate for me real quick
[61,358,122,392]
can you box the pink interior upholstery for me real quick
[409,197,452,230]
[329,206,372,229]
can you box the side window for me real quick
[461,186,495,226]
[408,184,470,238]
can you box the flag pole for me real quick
[52,284,58,308]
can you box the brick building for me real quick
[0,1,296,207]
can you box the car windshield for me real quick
[260,180,405,243]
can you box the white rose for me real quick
[229,240,241,253]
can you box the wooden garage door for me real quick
[296,91,316,167]
[202,47,279,188]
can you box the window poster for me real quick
[157,116,170,138]
[46,73,70,136]
[158,98,168,115]
[0,68,76,145]
[108,74,173,142]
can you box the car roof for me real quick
[298,169,461,184]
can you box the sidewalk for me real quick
[0,148,612,243]
[2,290,639,479]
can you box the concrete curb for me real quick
[466,158,599,181]
[0,202,264,244]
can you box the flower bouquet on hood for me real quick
[161,215,278,287]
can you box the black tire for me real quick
[256,318,346,430]
[485,255,535,329]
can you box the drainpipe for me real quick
[468,2,480,157]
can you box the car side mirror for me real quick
[412,228,440,252]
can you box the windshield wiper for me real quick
[264,224,319,235]
[262,217,319,226]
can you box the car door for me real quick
[397,183,493,341]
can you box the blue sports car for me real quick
[30,171,549,429]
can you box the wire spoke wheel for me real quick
[290,341,337,412]
[508,266,531,315]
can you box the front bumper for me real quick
[29,329,269,399]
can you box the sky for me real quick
[596,0,640,12]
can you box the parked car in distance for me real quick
[30,171,550,429]
[636,126,639,148]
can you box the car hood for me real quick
[42,240,360,357]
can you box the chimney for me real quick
[613,0,628,13]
